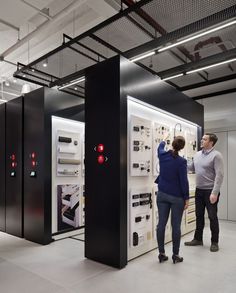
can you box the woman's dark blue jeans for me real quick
[156,191,185,255]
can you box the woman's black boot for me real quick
[158,253,168,263]
[172,255,183,264]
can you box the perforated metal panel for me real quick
[94,16,153,52]
[14,0,236,98]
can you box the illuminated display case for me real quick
[85,55,203,268]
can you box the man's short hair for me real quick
[205,133,218,146]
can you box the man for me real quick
[185,133,224,252]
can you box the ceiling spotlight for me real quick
[21,84,31,95]
[74,87,78,90]
[13,79,17,83]
[31,68,35,72]
[23,74,26,78]
[5,80,10,86]
[43,59,48,67]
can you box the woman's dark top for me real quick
[156,141,189,200]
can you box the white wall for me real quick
[198,92,236,132]
[197,92,236,221]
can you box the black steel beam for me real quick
[16,0,152,71]
[21,71,53,83]
[126,14,155,38]
[60,88,85,99]
[90,34,123,55]
[13,73,49,87]
[63,34,107,61]
[15,62,59,81]
[180,73,236,91]
[157,48,236,79]
[192,87,236,100]
[49,70,85,88]
[68,45,99,63]
[124,5,236,59]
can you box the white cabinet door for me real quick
[228,131,236,221]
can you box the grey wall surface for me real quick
[202,93,236,221]
[228,131,236,221]
[214,132,228,220]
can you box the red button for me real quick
[11,154,16,160]
[97,144,104,153]
[97,155,105,164]
[32,160,36,167]
[31,152,36,159]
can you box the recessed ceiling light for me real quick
[43,59,48,67]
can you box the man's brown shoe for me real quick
[210,243,219,252]
[184,239,203,246]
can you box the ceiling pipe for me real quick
[0,18,19,32]
[1,90,19,97]
[194,36,234,71]
[20,0,52,20]
[2,59,17,66]
[0,0,87,59]
[122,0,208,81]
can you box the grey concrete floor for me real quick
[0,220,235,293]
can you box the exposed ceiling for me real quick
[0,0,117,102]
[0,0,236,107]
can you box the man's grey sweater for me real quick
[188,148,224,195]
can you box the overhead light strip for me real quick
[0,99,7,103]
[58,76,85,90]
[130,51,155,62]
[186,58,236,74]
[162,73,184,81]
[158,19,236,52]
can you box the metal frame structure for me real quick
[13,0,236,99]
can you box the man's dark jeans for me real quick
[194,188,220,243]
[156,191,185,255]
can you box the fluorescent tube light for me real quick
[186,58,236,74]
[158,19,236,52]
[58,77,85,90]
[162,73,184,81]
[130,51,155,62]
[0,99,7,103]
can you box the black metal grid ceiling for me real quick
[79,37,117,59]
[14,0,236,99]
[141,0,236,32]
[139,25,236,74]
[94,15,153,52]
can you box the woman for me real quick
[155,135,189,264]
